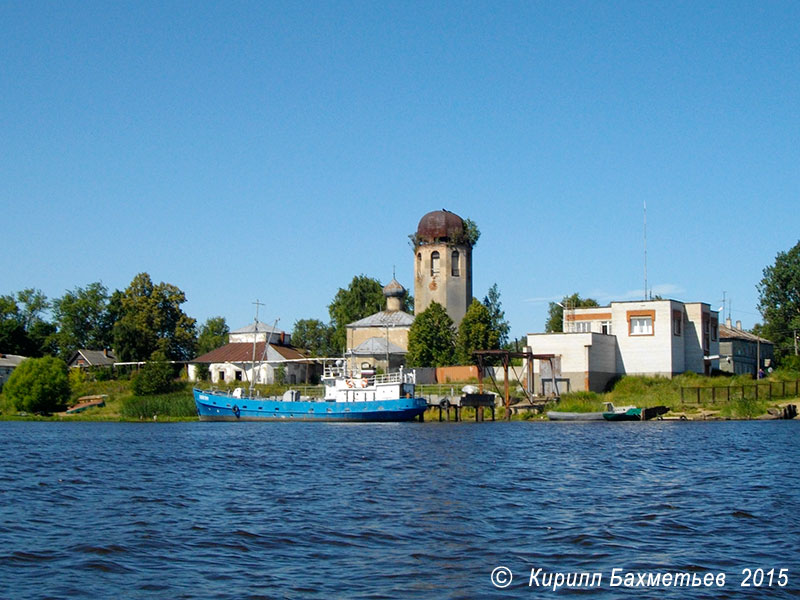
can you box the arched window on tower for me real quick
[431,251,440,276]
[451,250,460,276]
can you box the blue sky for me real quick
[2,1,798,339]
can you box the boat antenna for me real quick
[643,201,648,300]
[250,299,265,396]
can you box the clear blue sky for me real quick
[2,1,798,339]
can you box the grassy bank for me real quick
[537,371,800,420]
[0,378,199,422]
[2,371,798,422]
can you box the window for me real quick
[601,321,612,335]
[431,251,440,275]
[235,371,243,381]
[673,311,682,336]
[574,321,591,333]
[630,316,653,335]
[451,250,460,276]
[711,319,718,342]
[218,371,225,381]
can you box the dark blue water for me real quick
[1,421,798,599]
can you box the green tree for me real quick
[757,241,800,359]
[113,273,197,362]
[197,316,229,355]
[482,283,510,346]
[545,293,600,333]
[132,351,176,396]
[3,356,70,413]
[328,275,385,352]
[0,289,53,356]
[406,301,455,367]
[0,294,28,354]
[292,318,335,356]
[456,299,499,364]
[51,282,113,358]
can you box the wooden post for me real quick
[696,387,701,404]
[712,386,716,403]
[438,406,442,422]
[504,354,511,421]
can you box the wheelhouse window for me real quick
[630,316,653,335]
[430,251,440,275]
[451,250,460,276]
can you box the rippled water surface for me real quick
[1,420,798,599]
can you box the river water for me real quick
[1,420,798,599]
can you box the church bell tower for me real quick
[413,209,473,327]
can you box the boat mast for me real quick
[250,299,264,397]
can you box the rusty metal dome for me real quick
[416,209,465,242]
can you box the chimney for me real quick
[736,320,742,330]
[726,317,732,328]
[280,332,285,345]
[103,348,109,358]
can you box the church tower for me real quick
[413,209,473,327]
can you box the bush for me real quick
[132,359,176,396]
[778,355,800,373]
[4,356,71,413]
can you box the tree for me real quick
[292,318,335,356]
[3,356,70,413]
[132,351,176,396]
[406,301,455,367]
[328,275,385,352]
[757,241,800,360]
[197,316,229,355]
[456,299,499,364]
[482,283,510,346]
[113,273,197,362]
[51,282,113,358]
[545,293,600,333]
[0,289,53,357]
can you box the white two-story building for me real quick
[527,299,719,393]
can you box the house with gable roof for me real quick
[189,321,314,385]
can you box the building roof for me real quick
[347,310,415,328]
[416,209,465,242]
[68,349,116,367]
[351,337,407,356]
[0,354,26,369]
[193,342,309,363]
[719,324,773,344]
[231,321,285,335]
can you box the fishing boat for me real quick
[194,361,428,422]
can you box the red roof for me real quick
[193,342,309,363]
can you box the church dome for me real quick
[383,278,406,298]
[416,209,465,243]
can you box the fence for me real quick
[680,379,800,405]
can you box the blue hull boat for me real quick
[194,363,427,422]
[194,390,427,422]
